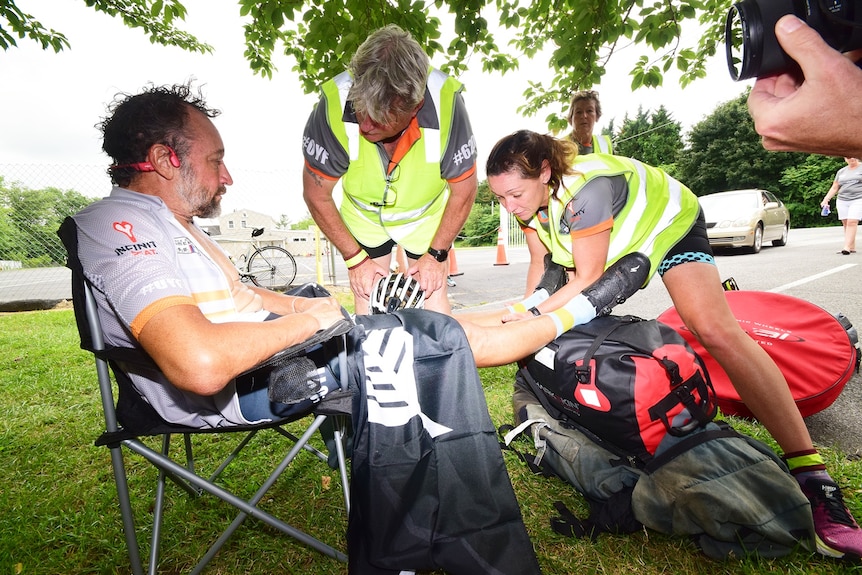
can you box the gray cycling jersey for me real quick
[72,188,263,428]
[560,175,629,235]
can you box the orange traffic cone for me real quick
[449,246,464,276]
[494,227,509,266]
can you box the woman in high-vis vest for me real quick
[567,90,614,155]
[476,129,862,561]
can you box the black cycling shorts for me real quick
[657,207,715,276]
[359,238,423,260]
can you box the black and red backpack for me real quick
[519,314,717,468]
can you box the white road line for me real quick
[769,263,858,293]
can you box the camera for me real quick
[726,0,862,81]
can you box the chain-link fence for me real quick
[1,164,104,269]
[0,163,330,305]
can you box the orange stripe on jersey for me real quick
[570,217,614,239]
[448,163,476,184]
[130,296,197,339]
[304,161,339,181]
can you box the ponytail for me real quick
[486,130,579,199]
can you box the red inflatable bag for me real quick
[658,291,858,418]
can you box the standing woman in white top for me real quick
[821,157,862,255]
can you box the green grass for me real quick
[2,308,861,574]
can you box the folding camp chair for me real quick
[58,217,352,574]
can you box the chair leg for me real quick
[200,413,346,573]
[189,413,346,573]
[333,335,351,512]
[183,433,195,475]
[333,415,351,514]
[273,425,329,460]
[208,429,258,481]
[147,434,200,498]
[147,435,173,575]
[118,414,346,575]
[110,445,145,575]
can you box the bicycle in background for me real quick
[237,227,297,289]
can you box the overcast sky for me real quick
[1,0,752,217]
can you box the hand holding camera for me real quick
[738,6,862,159]
[726,0,862,80]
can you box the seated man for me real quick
[72,81,635,429]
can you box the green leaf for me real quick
[4,0,728,131]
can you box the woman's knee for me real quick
[683,312,745,353]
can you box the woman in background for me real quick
[821,157,862,255]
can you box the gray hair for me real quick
[348,24,429,125]
[566,90,603,125]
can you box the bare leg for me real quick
[423,285,452,315]
[458,253,652,367]
[405,255,452,315]
[844,219,858,252]
[457,315,557,368]
[394,245,408,272]
[662,261,813,454]
[455,307,508,326]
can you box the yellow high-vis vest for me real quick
[321,69,462,253]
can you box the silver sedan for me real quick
[699,189,790,253]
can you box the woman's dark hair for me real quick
[98,81,220,186]
[485,130,579,199]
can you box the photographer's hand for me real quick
[748,15,862,158]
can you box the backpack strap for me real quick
[573,316,635,385]
[550,500,597,540]
[498,422,557,478]
[551,490,643,540]
[643,420,741,473]
[647,368,717,437]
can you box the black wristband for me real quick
[528,307,541,316]
[427,246,449,262]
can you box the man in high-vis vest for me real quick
[302,25,478,314]
[567,89,614,155]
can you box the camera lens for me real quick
[726,0,797,81]
[726,0,862,81]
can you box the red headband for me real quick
[110,147,180,171]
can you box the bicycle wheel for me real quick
[247,246,297,289]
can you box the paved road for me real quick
[2,227,860,454]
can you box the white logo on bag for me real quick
[534,346,556,369]
[578,388,602,408]
[362,327,453,438]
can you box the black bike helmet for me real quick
[370,273,425,314]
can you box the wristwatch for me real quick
[427,246,449,262]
